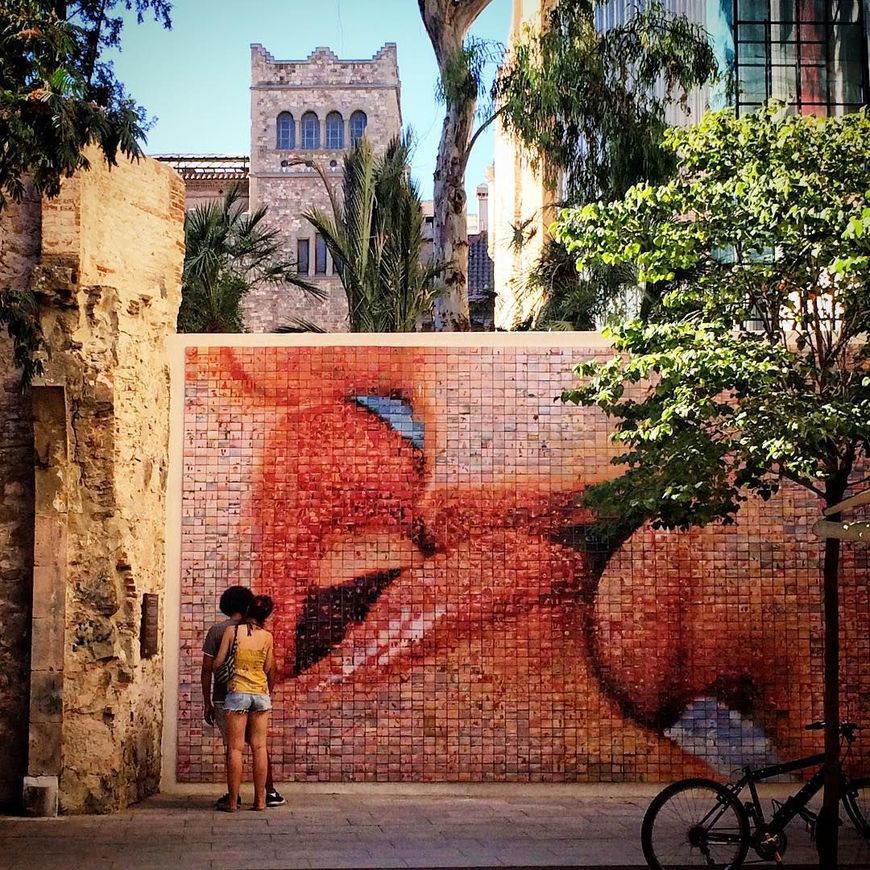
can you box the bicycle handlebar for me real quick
[805,721,860,739]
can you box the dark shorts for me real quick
[213,702,229,745]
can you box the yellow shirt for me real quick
[229,643,269,695]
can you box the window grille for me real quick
[326,112,344,149]
[733,0,868,116]
[277,112,295,149]
[350,111,368,145]
[301,112,320,149]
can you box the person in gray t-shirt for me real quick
[201,585,284,808]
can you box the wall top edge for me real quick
[168,332,614,349]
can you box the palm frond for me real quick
[298,133,442,332]
[275,318,327,333]
[179,183,320,332]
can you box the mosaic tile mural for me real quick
[177,343,869,783]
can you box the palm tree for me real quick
[300,136,443,332]
[178,186,323,333]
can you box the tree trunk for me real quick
[418,0,493,331]
[432,83,474,331]
[816,491,844,868]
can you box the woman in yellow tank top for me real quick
[213,594,275,811]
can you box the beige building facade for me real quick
[489,0,559,331]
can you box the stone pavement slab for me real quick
[0,786,868,869]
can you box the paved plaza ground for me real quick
[1,785,868,869]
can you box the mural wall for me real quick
[176,341,868,783]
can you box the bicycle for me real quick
[641,721,869,868]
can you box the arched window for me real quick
[326,112,344,149]
[301,112,320,149]
[350,111,368,146]
[276,112,295,150]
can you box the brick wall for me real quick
[174,341,869,784]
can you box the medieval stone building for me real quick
[159,44,402,332]
[0,152,185,814]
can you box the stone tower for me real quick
[247,43,402,332]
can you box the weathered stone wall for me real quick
[246,44,402,332]
[39,151,183,812]
[1,150,184,814]
[0,193,40,809]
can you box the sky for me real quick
[109,0,512,214]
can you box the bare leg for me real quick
[266,750,275,793]
[226,712,248,811]
[248,710,270,810]
[246,718,273,792]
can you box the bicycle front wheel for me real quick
[843,777,870,838]
[642,778,751,870]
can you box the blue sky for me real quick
[109,0,511,213]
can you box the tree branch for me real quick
[454,0,496,33]
[463,104,506,166]
[280,158,340,216]
[781,467,826,499]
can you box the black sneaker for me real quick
[215,793,242,810]
[265,790,285,807]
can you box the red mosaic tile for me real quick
[176,345,868,783]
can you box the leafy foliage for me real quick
[557,106,870,863]
[0,287,44,387]
[1,0,171,386]
[302,136,444,333]
[0,0,170,207]
[179,187,323,334]
[515,240,637,331]
[496,0,717,204]
[556,105,870,535]
[436,36,502,114]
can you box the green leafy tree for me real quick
[1,0,171,384]
[0,0,170,206]
[496,0,717,330]
[556,105,870,868]
[301,136,443,333]
[179,187,323,334]
[418,0,715,330]
[497,0,717,204]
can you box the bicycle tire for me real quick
[843,777,870,838]
[642,778,751,870]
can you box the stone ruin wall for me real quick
[0,193,40,809]
[0,150,184,813]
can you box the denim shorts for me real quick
[223,691,272,713]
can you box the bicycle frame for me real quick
[736,752,826,831]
